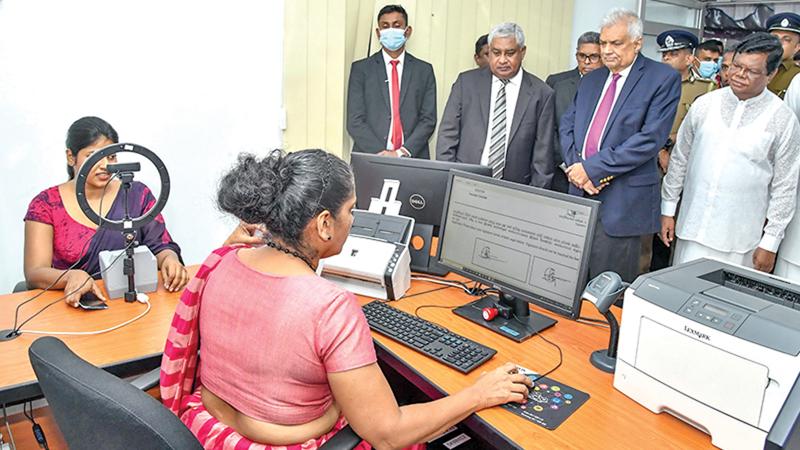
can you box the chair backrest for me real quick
[28,336,202,450]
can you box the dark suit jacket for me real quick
[560,55,681,237]
[346,51,437,158]
[436,67,555,188]
[546,68,581,192]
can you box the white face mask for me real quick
[379,28,407,51]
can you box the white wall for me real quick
[566,0,640,68]
[0,0,284,292]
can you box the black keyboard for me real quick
[362,301,496,373]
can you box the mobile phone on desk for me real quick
[78,292,108,310]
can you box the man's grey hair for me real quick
[577,31,600,47]
[489,22,526,48]
[600,8,643,40]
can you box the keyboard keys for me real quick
[362,301,496,374]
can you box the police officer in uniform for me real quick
[646,30,716,272]
[767,12,800,99]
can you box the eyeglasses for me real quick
[577,52,601,63]
[729,62,766,80]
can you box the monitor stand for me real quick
[409,223,449,276]
[453,292,556,343]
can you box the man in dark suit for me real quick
[346,4,437,159]
[546,31,602,192]
[560,8,681,282]
[436,23,555,188]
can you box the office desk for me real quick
[356,279,714,450]
[0,271,195,406]
[0,273,713,449]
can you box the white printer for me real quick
[615,258,800,450]
[317,210,412,300]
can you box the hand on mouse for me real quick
[466,362,532,409]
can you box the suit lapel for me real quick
[372,52,390,110]
[575,68,608,151]
[604,55,645,130]
[478,68,492,133]
[400,54,413,107]
[508,72,532,143]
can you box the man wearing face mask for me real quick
[661,33,800,273]
[694,39,724,85]
[346,4,437,158]
[647,30,716,272]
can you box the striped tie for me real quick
[488,79,510,179]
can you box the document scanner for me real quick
[614,258,800,450]
[318,210,412,300]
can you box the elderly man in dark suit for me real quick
[546,31,602,192]
[560,8,681,283]
[347,4,437,159]
[436,22,555,188]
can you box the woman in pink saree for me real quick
[161,149,532,449]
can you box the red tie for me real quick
[390,60,404,150]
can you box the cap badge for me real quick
[665,35,674,47]
[782,18,790,27]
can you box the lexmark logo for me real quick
[684,326,710,341]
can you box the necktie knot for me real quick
[499,78,510,86]
[611,73,621,82]
[390,60,399,67]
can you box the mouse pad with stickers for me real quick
[500,366,590,430]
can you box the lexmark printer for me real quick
[318,210,412,300]
[615,259,800,450]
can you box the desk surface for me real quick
[0,272,713,449]
[0,272,195,405]
[354,279,714,450]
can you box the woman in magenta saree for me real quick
[23,116,188,306]
[160,149,532,449]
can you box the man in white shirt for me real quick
[436,22,555,188]
[661,33,800,273]
[346,4,437,159]
[775,75,800,281]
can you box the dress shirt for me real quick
[581,56,637,159]
[382,49,406,153]
[480,68,523,165]
[662,87,800,252]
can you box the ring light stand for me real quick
[75,143,170,302]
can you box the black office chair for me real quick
[12,280,29,293]
[28,337,364,450]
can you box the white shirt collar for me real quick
[613,55,637,79]
[729,86,770,105]
[492,67,524,86]
[382,49,406,66]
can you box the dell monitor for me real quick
[350,153,491,275]
[436,170,600,342]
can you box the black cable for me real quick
[14,238,133,334]
[9,174,118,335]
[577,316,607,324]
[399,285,453,300]
[414,304,456,319]
[513,313,563,384]
[23,402,49,450]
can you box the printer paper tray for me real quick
[635,317,769,427]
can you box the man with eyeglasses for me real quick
[660,33,800,273]
[546,31,602,192]
[767,12,800,99]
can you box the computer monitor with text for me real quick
[437,171,599,340]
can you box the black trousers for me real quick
[588,223,642,284]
